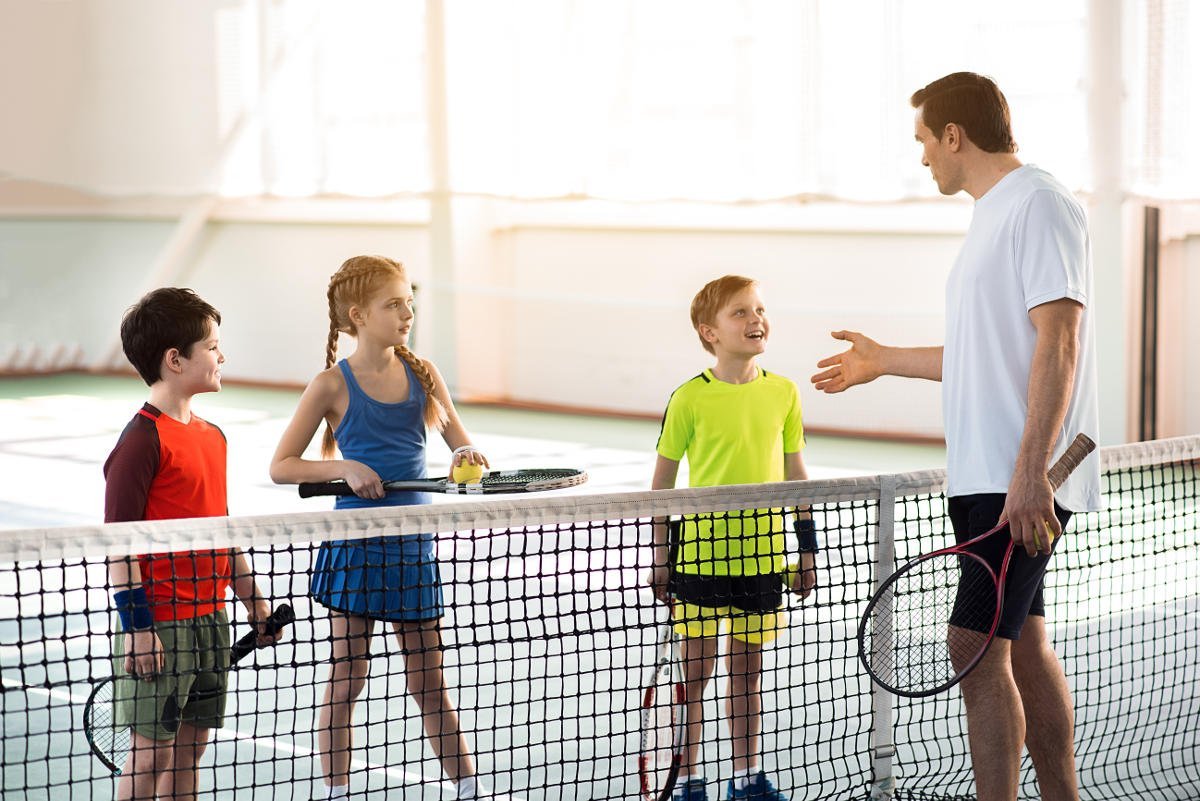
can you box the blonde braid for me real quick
[395,345,449,432]
[319,284,343,459]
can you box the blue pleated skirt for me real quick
[309,534,443,621]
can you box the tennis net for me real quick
[1,436,1197,800]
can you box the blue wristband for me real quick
[114,587,154,631]
[794,517,819,553]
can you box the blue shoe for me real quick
[674,777,709,801]
[725,772,788,801]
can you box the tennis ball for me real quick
[1035,520,1058,550]
[451,461,485,484]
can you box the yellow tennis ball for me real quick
[451,461,485,484]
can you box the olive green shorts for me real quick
[112,609,230,741]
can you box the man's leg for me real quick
[956,635,1023,801]
[1011,616,1079,801]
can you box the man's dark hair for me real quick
[120,287,221,386]
[911,72,1017,154]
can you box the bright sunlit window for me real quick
[210,0,1193,203]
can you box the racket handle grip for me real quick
[230,603,295,664]
[1047,433,1096,490]
[298,481,353,498]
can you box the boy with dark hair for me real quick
[105,287,281,800]
[650,275,818,801]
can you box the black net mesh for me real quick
[1,437,1197,800]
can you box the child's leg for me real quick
[395,619,476,784]
[155,722,213,801]
[725,637,765,773]
[319,612,374,789]
[680,633,720,775]
[118,731,175,801]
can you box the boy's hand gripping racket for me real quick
[83,603,295,775]
[638,615,686,801]
[858,434,1095,698]
[298,467,587,498]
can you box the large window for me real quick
[201,0,1186,202]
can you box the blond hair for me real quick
[689,275,758,355]
[321,255,448,458]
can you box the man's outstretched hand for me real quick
[811,330,884,393]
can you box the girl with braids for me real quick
[270,255,488,800]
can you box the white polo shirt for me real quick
[943,165,1101,512]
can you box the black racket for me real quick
[298,467,588,498]
[638,618,686,801]
[858,433,1095,698]
[83,603,294,774]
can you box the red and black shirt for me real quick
[104,403,231,621]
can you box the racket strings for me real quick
[477,468,587,488]
[865,553,1000,695]
[84,681,131,770]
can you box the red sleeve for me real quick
[103,409,160,523]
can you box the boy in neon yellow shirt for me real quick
[650,275,818,801]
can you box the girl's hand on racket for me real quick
[1003,472,1061,556]
[340,460,385,499]
[810,330,885,393]
[123,630,164,681]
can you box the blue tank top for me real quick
[333,358,431,511]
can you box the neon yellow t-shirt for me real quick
[656,368,804,576]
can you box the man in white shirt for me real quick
[811,72,1100,801]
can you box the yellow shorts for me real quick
[671,601,786,645]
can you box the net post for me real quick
[867,474,898,799]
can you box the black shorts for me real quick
[948,493,1072,640]
[668,570,783,614]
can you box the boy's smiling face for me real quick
[701,284,769,358]
[175,318,224,394]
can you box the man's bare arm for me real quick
[811,330,943,393]
[1004,298,1083,555]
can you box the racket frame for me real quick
[857,433,1095,698]
[638,622,687,801]
[298,468,588,498]
[83,603,294,775]
[857,524,1011,697]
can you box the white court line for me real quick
[18,682,89,705]
[10,679,529,801]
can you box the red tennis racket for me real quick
[858,433,1095,697]
[638,618,686,801]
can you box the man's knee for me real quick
[1010,617,1063,679]
[957,639,1014,703]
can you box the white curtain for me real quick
[61,0,1191,202]
[1125,0,1200,199]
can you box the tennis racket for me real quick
[858,433,1095,698]
[84,603,294,774]
[638,618,687,801]
[298,467,587,498]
